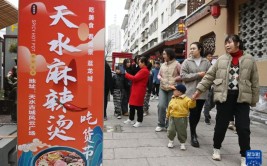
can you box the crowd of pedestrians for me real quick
[104,34,259,166]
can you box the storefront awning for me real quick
[141,35,185,57]
[0,0,18,29]
[165,35,185,46]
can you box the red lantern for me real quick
[210,3,221,19]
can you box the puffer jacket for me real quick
[196,52,259,106]
[180,57,211,99]
[112,74,124,89]
[158,59,181,91]
[166,94,196,118]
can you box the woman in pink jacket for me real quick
[124,56,151,127]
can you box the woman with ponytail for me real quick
[193,35,259,166]
[124,56,151,127]
[180,42,211,148]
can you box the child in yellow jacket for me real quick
[166,84,196,150]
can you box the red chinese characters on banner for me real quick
[17,1,105,166]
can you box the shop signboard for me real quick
[6,23,18,35]
[17,1,105,165]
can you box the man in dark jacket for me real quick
[104,60,113,121]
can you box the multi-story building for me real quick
[121,0,187,61]
[107,24,122,56]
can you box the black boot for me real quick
[205,116,211,125]
[192,121,199,148]
[191,133,199,147]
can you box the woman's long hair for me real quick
[139,56,152,70]
[123,58,131,69]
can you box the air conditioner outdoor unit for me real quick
[176,0,186,10]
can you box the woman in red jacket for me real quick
[124,56,151,127]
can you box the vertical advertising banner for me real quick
[17,1,105,165]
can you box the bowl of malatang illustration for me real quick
[31,146,87,166]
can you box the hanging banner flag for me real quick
[17,0,105,165]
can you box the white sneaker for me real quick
[133,122,142,127]
[167,140,174,148]
[212,148,221,161]
[228,121,235,130]
[124,119,134,124]
[143,111,149,116]
[241,157,246,166]
[233,129,237,134]
[155,126,163,132]
[180,143,186,150]
[117,116,121,119]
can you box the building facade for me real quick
[121,0,187,61]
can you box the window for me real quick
[142,2,147,13]
[146,12,149,23]
[154,0,158,12]
[200,32,216,54]
[149,18,158,35]
[170,0,176,16]
[161,12,164,24]
[188,0,205,15]
[142,17,146,28]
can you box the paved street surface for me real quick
[0,97,266,166]
[103,97,267,166]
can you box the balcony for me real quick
[176,0,186,10]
